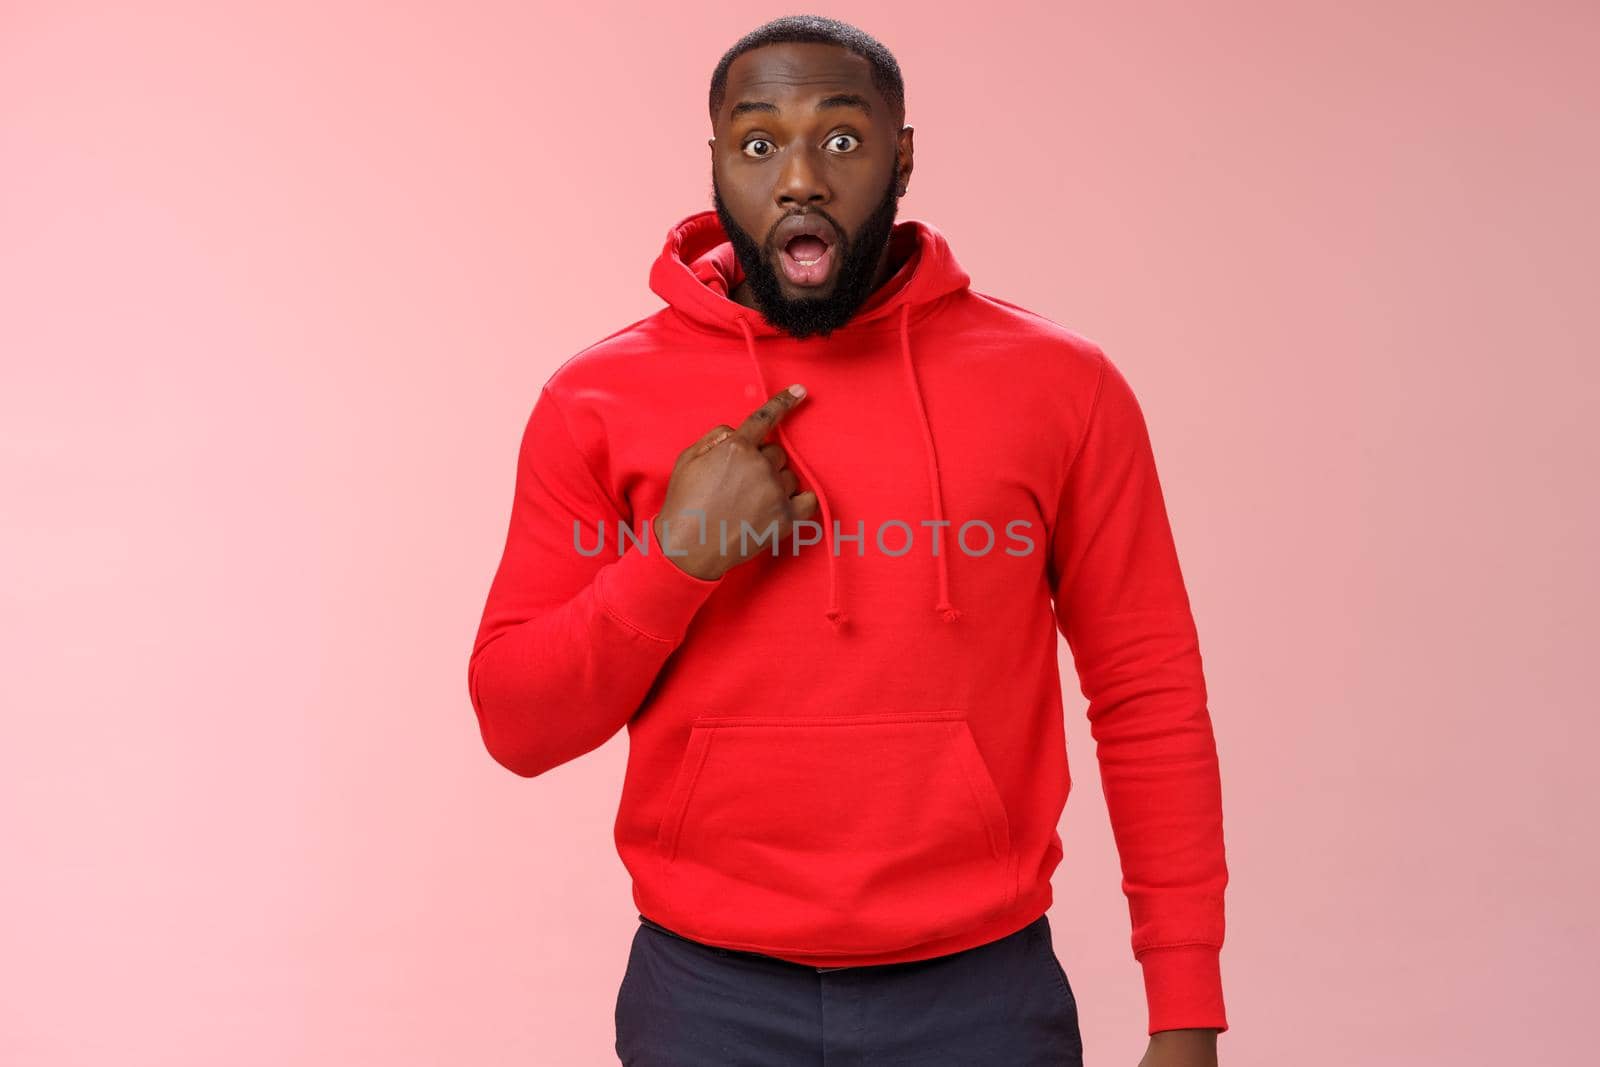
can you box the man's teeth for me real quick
[790,248,825,265]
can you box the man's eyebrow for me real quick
[816,93,872,116]
[728,93,874,120]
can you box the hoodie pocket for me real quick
[652,710,1017,957]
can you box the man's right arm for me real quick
[466,385,724,778]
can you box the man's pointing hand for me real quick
[653,384,819,581]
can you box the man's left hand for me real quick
[1137,1027,1219,1067]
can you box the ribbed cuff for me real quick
[592,515,724,643]
[1139,944,1228,1035]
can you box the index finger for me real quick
[733,383,807,445]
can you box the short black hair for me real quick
[708,15,905,128]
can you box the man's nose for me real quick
[775,145,830,207]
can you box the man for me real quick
[467,14,1229,1066]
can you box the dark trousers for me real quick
[614,912,1084,1066]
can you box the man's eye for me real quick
[742,139,774,158]
[828,134,861,153]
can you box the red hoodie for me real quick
[467,209,1230,1035]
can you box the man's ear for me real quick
[896,125,915,196]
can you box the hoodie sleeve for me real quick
[467,385,724,778]
[1048,350,1230,1035]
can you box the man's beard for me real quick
[712,170,901,340]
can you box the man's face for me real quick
[710,42,913,339]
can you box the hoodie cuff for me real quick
[593,515,724,643]
[1139,945,1229,1035]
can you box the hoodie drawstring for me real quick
[736,303,960,630]
[739,317,849,630]
[897,303,962,622]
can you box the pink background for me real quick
[3,3,1594,1064]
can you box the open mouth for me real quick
[778,231,837,287]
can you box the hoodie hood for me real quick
[648,209,973,632]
